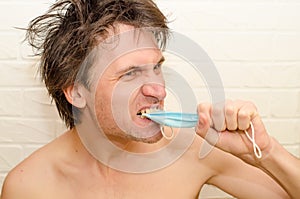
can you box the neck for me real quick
[104,132,170,153]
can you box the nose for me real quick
[141,83,166,102]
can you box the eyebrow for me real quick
[158,56,165,64]
[116,56,165,75]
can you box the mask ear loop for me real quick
[160,126,174,140]
[244,122,262,159]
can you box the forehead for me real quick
[88,24,162,76]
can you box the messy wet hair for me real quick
[26,0,169,128]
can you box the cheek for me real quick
[111,83,141,111]
[94,84,114,118]
[94,77,143,123]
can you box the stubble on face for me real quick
[94,76,164,145]
[90,25,166,146]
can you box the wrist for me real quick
[256,137,285,168]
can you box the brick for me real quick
[274,4,300,30]
[55,121,68,137]
[274,33,300,61]
[222,89,271,117]
[211,32,275,61]
[23,145,45,159]
[264,119,300,144]
[0,2,51,31]
[174,31,276,62]
[269,90,300,117]
[172,31,218,62]
[0,61,43,87]
[0,33,19,60]
[0,119,56,144]
[165,88,271,117]
[163,55,208,88]
[214,62,269,88]
[215,62,300,88]
[165,6,300,61]
[20,41,41,61]
[158,2,300,31]
[0,145,22,171]
[0,0,299,198]
[22,88,61,118]
[268,63,300,88]
[0,90,22,117]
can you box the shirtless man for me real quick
[1,0,289,198]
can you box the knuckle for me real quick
[197,102,210,112]
[212,104,224,116]
[238,111,249,120]
[227,124,237,131]
[225,105,235,116]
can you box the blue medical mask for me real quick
[142,111,262,159]
[142,111,198,128]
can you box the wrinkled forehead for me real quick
[96,26,159,64]
[80,26,160,84]
[101,25,159,55]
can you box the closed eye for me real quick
[153,56,165,74]
[120,67,143,81]
[153,63,162,74]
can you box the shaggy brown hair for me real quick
[26,0,169,128]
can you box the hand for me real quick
[196,100,272,163]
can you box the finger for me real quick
[224,100,238,131]
[238,102,258,130]
[196,112,221,156]
[197,103,213,127]
[195,112,210,138]
[199,128,220,159]
[211,102,226,131]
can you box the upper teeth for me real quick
[138,107,160,118]
[140,109,150,114]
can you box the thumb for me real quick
[198,128,220,159]
[195,112,210,137]
[196,113,220,158]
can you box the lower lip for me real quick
[135,115,153,126]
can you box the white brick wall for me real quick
[0,0,299,198]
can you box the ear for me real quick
[63,84,87,108]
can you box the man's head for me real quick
[26,0,169,129]
[82,25,168,144]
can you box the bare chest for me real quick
[50,168,205,199]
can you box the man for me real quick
[1,0,289,198]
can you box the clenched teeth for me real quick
[137,108,160,118]
[137,109,150,118]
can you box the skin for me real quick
[1,25,290,199]
[196,100,300,198]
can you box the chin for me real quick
[130,131,163,144]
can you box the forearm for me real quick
[258,137,300,198]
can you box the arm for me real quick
[258,137,300,199]
[196,100,296,198]
[202,143,289,199]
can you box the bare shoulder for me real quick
[192,136,289,198]
[173,132,223,184]
[184,132,269,179]
[1,155,50,198]
[1,132,72,199]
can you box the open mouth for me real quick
[137,109,151,119]
[137,107,161,119]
